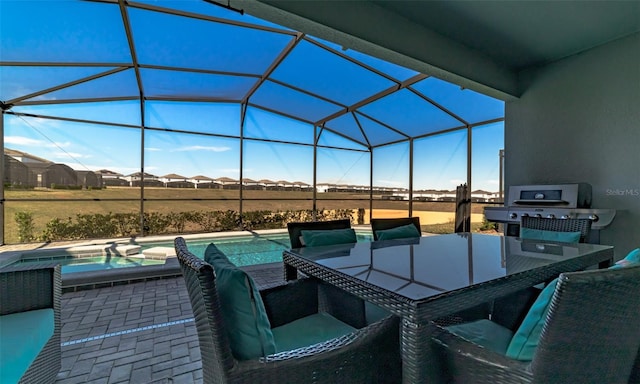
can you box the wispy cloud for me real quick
[376,179,405,187]
[5,136,44,146]
[173,145,231,152]
[5,135,71,149]
[52,151,92,159]
[144,147,162,152]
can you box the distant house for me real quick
[126,172,163,187]
[258,179,278,190]
[189,175,218,189]
[96,169,128,186]
[26,163,77,188]
[160,173,193,188]
[471,189,499,202]
[216,177,239,190]
[241,178,262,190]
[3,154,30,187]
[76,170,102,189]
[413,189,441,201]
[292,181,312,191]
[276,180,295,191]
[316,183,333,193]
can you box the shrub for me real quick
[15,211,35,242]
[41,217,78,241]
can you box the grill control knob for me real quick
[560,215,570,219]
[546,214,555,219]
[521,213,529,217]
[534,214,542,218]
[589,214,599,222]
[509,213,518,219]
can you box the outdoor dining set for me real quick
[3,217,639,383]
[174,217,640,384]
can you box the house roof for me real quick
[4,148,52,164]
[162,173,187,179]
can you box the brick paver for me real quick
[56,263,284,383]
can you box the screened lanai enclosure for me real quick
[0,0,504,245]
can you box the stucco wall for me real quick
[506,32,640,258]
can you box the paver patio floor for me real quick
[55,263,284,384]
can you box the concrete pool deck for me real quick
[54,262,284,384]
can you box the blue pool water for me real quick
[149,231,373,267]
[15,255,166,274]
[171,233,292,267]
[13,230,373,273]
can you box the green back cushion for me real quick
[0,308,54,383]
[204,243,276,360]
[376,223,421,241]
[271,312,356,352]
[520,228,581,243]
[507,247,640,361]
[612,248,640,268]
[300,228,357,247]
[506,278,558,360]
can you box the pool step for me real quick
[142,247,176,260]
[20,244,142,260]
[104,245,141,257]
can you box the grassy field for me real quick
[3,187,493,244]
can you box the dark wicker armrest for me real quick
[0,264,62,384]
[233,315,401,383]
[0,264,61,315]
[260,277,320,328]
[429,322,533,384]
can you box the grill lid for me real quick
[507,183,591,208]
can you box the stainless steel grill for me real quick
[484,183,616,241]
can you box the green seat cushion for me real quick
[447,319,514,355]
[365,302,390,324]
[300,228,357,247]
[520,228,581,243]
[507,247,640,361]
[375,223,421,241]
[0,308,54,383]
[272,312,357,352]
[204,243,276,360]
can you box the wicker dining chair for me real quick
[287,219,352,248]
[370,217,421,241]
[429,265,640,384]
[174,237,401,384]
[520,216,593,243]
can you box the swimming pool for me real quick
[5,229,373,275]
[16,255,166,274]
[144,230,373,267]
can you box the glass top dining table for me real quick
[282,233,614,383]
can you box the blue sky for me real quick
[4,109,503,191]
[1,0,504,192]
